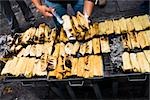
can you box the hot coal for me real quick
[0,35,14,58]
[0,82,40,100]
[109,35,124,73]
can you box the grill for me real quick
[0,1,150,99]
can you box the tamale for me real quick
[137,52,150,73]
[19,57,28,75]
[65,43,73,55]
[33,59,47,76]
[24,45,32,56]
[100,36,110,53]
[83,56,90,78]
[56,56,64,73]
[77,57,85,77]
[126,18,134,32]
[72,16,83,32]
[131,16,143,31]
[10,45,16,52]
[59,42,65,57]
[62,15,75,39]
[99,55,104,76]
[92,38,100,54]
[44,24,51,41]
[36,44,43,57]
[64,71,71,78]
[63,55,72,71]
[21,27,36,44]
[17,48,26,57]
[41,53,48,71]
[130,53,141,72]
[62,15,72,30]
[79,43,86,56]
[89,25,95,38]
[24,58,35,77]
[105,20,114,35]
[128,32,140,49]
[77,31,85,40]
[38,24,45,42]
[122,52,133,71]
[15,45,23,52]
[8,57,19,75]
[52,43,60,58]
[56,72,63,79]
[47,56,57,70]
[34,28,39,43]
[143,50,150,64]
[122,35,130,49]
[93,55,103,76]
[126,33,132,49]
[99,22,107,35]
[89,55,94,77]
[29,45,36,57]
[93,22,99,36]
[136,31,147,48]
[145,30,150,44]
[72,41,80,55]
[119,17,127,33]
[14,57,26,76]
[85,30,91,40]
[50,28,56,41]
[86,40,93,54]
[1,60,13,75]
[142,31,150,46]
[48,70,57,77]
[59,28,68,42]
[113,20,121,34]
[44,41,54,55]
[138,15,150,30]
[76,11,89,29]
[71,58,78,76]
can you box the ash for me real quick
[0,33,21,58]
[0,35,13,58]
[0,82,39,100]
[109,35,124,72]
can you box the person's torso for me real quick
[46,0,79,3]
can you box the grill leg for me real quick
[112,81,118,98]
[49,83,65,99]
[50,86,64,98]
[65,85,76,99]
[93,83,103,99]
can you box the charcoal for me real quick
[0,82,40,100]
[0,35,14,58]
[109,35,124,72]
[0,36,7,45]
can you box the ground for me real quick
[0,0,149,100]
[0,0,149,35]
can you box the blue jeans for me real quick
[0,0,34,32]
[44,0,84,27]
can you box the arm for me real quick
[32,0,54,17]
[83,0,94,17]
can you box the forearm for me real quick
[84,0,94,16]
[32,0,42,9]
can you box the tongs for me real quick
[52,10,63,25]
[52,11,76,41]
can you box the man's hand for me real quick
[84,11,91,23]
[83,0,94,17]
[37,5,54,17]
[32,0,54,17]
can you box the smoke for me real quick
[109,35,124,73]
[0,82,40,100]
[0,35,14,58]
